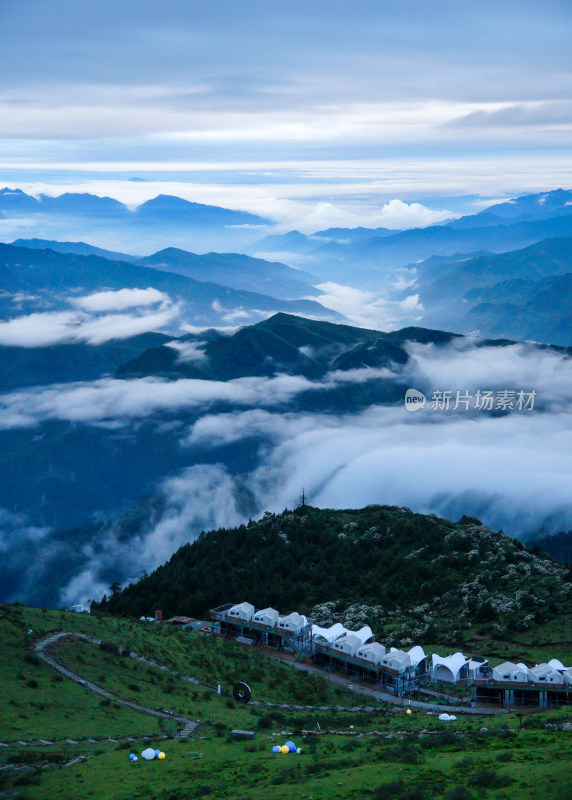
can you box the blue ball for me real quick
[129,754,135,761]
[285,740,296,752]
[272,746,280,754]
[154,749,161,757]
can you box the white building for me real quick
[332,625,373,656]
[381,649,411,673]
[547,659,572,684]
[356,642,387,664]
[408,646,427,670]
[492,661,533,683]
[227,602,255,622]
[69,604,90,613]
[530,664,565,685]
[548,658,571,672]
[333,633,364,657]
[468,657,489,680]
[252,607,279,627]
[278,612,308,635]
[312,622,349,644]
[432,652,469,683]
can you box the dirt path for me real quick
[33,631,505,721]
[257,648,506,715]
[33,632,198,735]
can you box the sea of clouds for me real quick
[1,335,568,606]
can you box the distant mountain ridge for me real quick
[412,237,572,345]
[250,188,572,286]
[116,312,558,390]
[9,240,319,299]
[11,238,139,262]
[0,187,274,252]
[0,187,270,227]
[0,243,336,328]
[137,247,318,299]
[3,186,572,283]
[116,312,460,382]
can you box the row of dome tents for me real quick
[213,602,431,690]
[227,603,309,635]
[492,659,572,685]
[432,652,490,683]
[211,602,572,703]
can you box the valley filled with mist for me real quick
[1,188,571,609]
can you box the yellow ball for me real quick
[280,745,289,754]
[158,752,166,760]
[406,709,412,715]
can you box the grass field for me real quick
[6,711,572,800]
[1,604,571,800]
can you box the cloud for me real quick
[392,272,418,291]
[311,282,423,329]
[61,356,572,606]
[404,339,572,411]
[448,100,572,132]
[0,508,55,604]
[177,341,572,542]
[0,291,177,347]
[0,368,397,429]
[0,1,570,248]
[167,340,208,363]
[70,306,179,344]
[2,335,569,605]
[375,199,454,229]
[211,299,253,323]
[59,464,248,608]
[72,287,168,311]
[246,406,572,538]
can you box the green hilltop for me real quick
[97,504,572,661]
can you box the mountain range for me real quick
[0,188,274,253]
[0,242,331,329]
[0,313,454,536]
[12,237,139,262]
[251,189,572,288]
[0,187,269,226]
[408,236,572,345]
[2,187,572,609]
[136,247,317,299]
[9,240,319,300]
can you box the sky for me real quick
[1,2,572,606]
[0,0,571,230]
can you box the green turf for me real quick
[1,604,571,800]
[7,716,572,800]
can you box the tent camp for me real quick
[356,642,387,664]
[252,607,279,627]
[277,612,308,635]
[227,602,255,622]
[312,622,349,644]
[332,626,373,656]
[492,662,533,683]
[432,652,469,683]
